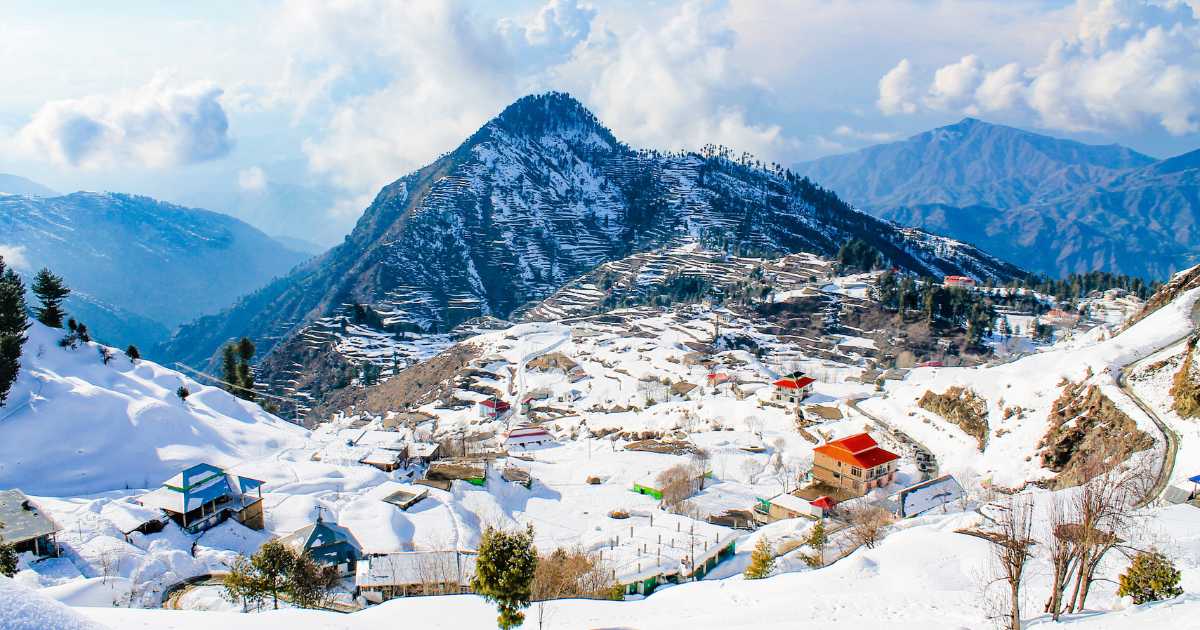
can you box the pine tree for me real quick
[0,259,29,408]
[222,343,240,394]
[30,268,69,328]
[0,540,16,577]
[235,337,256,401]
[472,525,538,629]
[125,345,141,362]
[743,536,775,579]
[1117,550,1182,605]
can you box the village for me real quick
[1,262,1180,619]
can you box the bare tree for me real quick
[1042,495,1078,621]
[844,504,890,550]
[982,497,1035,630]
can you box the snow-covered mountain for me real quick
[0,192,310,351]
[161,93,1024,405]
[0,322,307,496]
[793,118,1200,279]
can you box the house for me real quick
[360,448,405,473]
[590,510,738,596]
[281,514,363,575]
[356,551,477,603]
[883,475,964,518]
[706,372,732,388]
[0,489,59,557]
[944,275,976,288]
[671,381,699,400]
[772,374,816,404]
[406,442,441,466]
[423,459,487,489]
[1043,309,1081,328]
[138,463,265,534]
[100,499,167,542]
[477,398,511,420]
[755,493,835,521]
[503,426,554,449]
[811,433,899,497]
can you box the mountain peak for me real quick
[488,92,620,146]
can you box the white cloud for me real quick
[881,0,1200,135]
[925,54,983,111]
[877,59,918,115]
[0,245,30,271]
[285,0,799,200]
[237,166,267,192]
[9,75,233,169]
[974,62,1026,112]
[832,125,902,143]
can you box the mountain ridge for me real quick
[793,118,1199,279]
[0,191,309,350]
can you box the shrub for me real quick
[743,537,775,580]
[1118,550,1182,605]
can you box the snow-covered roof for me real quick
[99,499,163,534]
[356,551,477,587]
[408,442,439,458]
[767,492,812,514]
[138,464,261,514]
[0,490,58,543]
[360,449,403,466]
[281,519,363,555]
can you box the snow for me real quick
[0,323,308,496]
[860,287,1200,488]
[0,576,107,630]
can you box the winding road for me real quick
[1113,299,1200,507]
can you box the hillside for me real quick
[0,322,307,496]
[793,118,1200,279]
[161,93,1024,409]
[0,192,309,351]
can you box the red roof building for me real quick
[944,275,976,288]
[772,375,816,405]
[478,398,512,419]
[812,433,899,496]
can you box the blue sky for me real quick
[2,0,1198,245]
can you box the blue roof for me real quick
[1189,474,1200,484]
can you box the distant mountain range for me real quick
[0,173,58,197]
[0,192,309,351]
[160,92,1024,404]
[793,119,1200,280]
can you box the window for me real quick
[851,467,862,477]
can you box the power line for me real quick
[171,362,299,406]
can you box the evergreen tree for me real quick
[743,536,776,579]
[221,343,240,393]
[125,345,141,362]
[0,540,16,577]
[235,337,256,401]
[30,268,69,328]
[176,385,190,401]
[252,539,293,610]
[473,525,538,629]
[1117,550,1182,605]
[0,259,29,408]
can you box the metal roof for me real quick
[0,489,59,544]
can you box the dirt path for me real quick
[847,398,939,481]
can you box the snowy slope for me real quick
[0,323,307,496]
[861,281,1200,488]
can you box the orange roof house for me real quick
[811,433,899,496]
